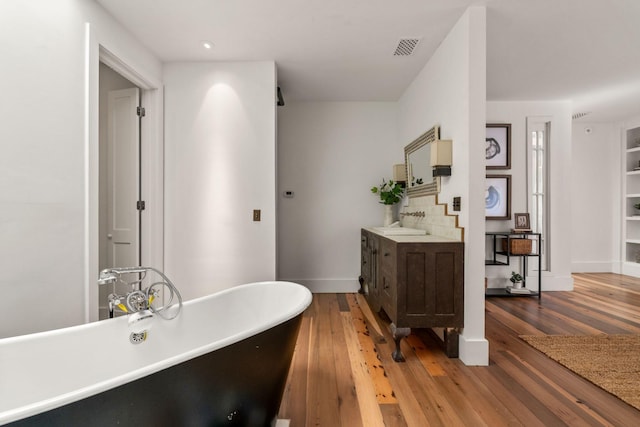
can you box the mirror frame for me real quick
[404,125,441,197]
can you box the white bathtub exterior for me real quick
[0,281,312,425]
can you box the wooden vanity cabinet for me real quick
[360,228,464,361]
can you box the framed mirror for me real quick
[404,125,440,197]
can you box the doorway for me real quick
[86,39,164,323]
[98,63,142,319]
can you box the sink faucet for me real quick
[98,267,183,321]
[400,210,425,217]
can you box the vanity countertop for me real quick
[363,227,461,243]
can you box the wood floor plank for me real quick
[379,403,408,427]
[278,316,311,424]
[328,297,363,427]
[341,312,383,427]
[545,292,640,334]
[306,295,342,426]
[499,349,614,427]
[491,349,598,426]
[353,292,387,342]
[279,274,640,426]
[405,334,446,377]
[347,297,396,404]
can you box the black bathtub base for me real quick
[9,315,303,427]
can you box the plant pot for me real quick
[383,205,394,226]
[511,281,523,289]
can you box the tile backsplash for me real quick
[401,195,463,241]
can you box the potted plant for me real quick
[371,179,404,226]
[510,271,524,289]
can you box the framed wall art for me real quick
[485,175,511,220]
[485,123,511,169]
[513,212,531,230]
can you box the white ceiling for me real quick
[97,0,640,122]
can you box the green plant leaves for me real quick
[371,179,404,205]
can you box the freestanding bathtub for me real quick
[0,281,312,426]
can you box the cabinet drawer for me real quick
[379,238,396,271]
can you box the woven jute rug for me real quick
[520,334,640,410]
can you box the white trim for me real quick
[458,335,489,366]
[571,262,616,273]
[622,261,640,277]
[84,23,96,323]
[540,274,574,291]
[283,279,360,293]
[99,47,157,90]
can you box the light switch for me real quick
[253,209,261,221]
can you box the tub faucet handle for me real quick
[98,269,118,285]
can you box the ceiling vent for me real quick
[572,111,591,120]
[393,38,421,56]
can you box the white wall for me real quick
[163,62,277,301]
[0,0,162,338]
[277,102,398,292]
[397,7,488,365]
[571,122,620,272]
[486,101,574,291]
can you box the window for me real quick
[528,119,550,271]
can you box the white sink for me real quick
[373,226,427,236]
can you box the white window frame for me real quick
[527,117,551,271]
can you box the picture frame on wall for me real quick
[486,123,511,169]
[485,175,511,220]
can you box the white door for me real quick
[106,88,140,268]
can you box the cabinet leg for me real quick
[444,328,460,358]
[358,276,364,294]
[390,323,411,362]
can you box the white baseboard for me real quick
[622,262,640,277]
[280,278,360,293]
[539,275,574,291]
[571,261,615,273]
[458,335,489,366]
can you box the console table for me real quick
[485,231,542,300]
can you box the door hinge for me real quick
[137,106,146,117]
[137,201,146,211]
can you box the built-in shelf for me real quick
[624,125,640,278]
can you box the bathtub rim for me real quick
[0,281,312,425]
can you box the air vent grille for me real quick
[572,111,591,120]
[394,38,421,56]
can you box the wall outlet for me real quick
[452,197,461,211]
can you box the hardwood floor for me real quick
[278,273,640,426]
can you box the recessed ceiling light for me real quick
[201,41,214,50]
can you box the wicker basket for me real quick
[501,238,532,255]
